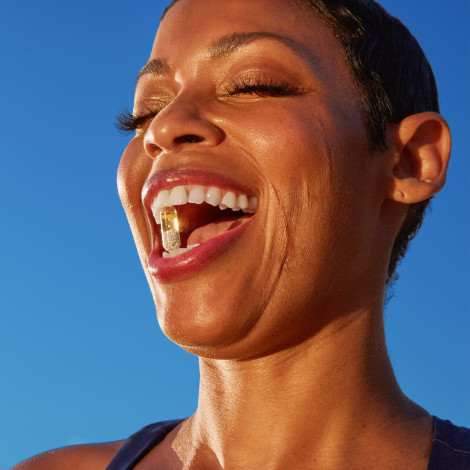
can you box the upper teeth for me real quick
[151,185,259,224]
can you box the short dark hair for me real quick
[161,0,440,284]
[294,0,439,284]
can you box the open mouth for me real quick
[150,185,259,259]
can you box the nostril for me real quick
[175,134,205,144]
[146,141,162,157]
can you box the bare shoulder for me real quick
[11,440,125,470]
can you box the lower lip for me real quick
[147,221,251,282]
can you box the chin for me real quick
[150,275,261,358]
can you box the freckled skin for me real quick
[15,0,451,468]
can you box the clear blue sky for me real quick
[1,1,469,467]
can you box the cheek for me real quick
[227,98,371,287]
[225,104,335,284]
[228,101,334,218]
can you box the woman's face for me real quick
[118,0,386,358]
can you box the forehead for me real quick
[152,0,346,76]
[160,0,319,35]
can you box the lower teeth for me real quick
[162,244,200,259]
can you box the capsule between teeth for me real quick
[160,206,181,252]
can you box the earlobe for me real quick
[386,112,451,204]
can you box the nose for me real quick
[143,93,225,158]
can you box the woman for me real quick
[15,0,469,468]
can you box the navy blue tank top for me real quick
[106,416,470,469]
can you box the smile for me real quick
[151,184,259,258]
[143,172,260,281]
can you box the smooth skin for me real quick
[15,0,451,468]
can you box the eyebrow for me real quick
[207,32,307,60]
[136,58,170,84]
[136,32,312,84]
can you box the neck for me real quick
[172,307,431,469]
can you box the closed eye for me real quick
[115,108,158,134]
[223,77,303,97]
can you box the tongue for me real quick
[186,215,251,246]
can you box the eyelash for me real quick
[223,77,302,97]
[115,108,158,134]
[115,78,302,134]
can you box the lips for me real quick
[142,169,259,281]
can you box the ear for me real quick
[385,112,451,204]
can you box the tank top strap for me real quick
[107,415,470,469]
[106,419,184,469]
[427,416,470,469]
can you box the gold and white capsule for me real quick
[159,206,181,252]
